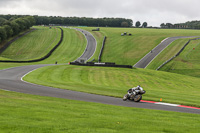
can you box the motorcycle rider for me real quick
[128,85,144,96]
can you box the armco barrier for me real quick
[0,28,36,55]
[98,36,106,62]
[0,27,63,63]
[156,37,200,70]
[70,62,132,69]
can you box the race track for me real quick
[74,28,97,62]
[134,36,198,68]
[0,65,200,114]
[0,29,200,114]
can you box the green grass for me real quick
[0,28,33,49]
[0,26,61,61]
[0,89,200,133]
[147,38,191,69]
[79,27,200,65]
[160,39,200,77]
[38,27,87,64]
[0,27,87,69]
[24,65,200,107]
[1,27,200,132]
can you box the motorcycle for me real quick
[123,89,146,102]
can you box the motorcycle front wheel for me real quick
[123,94,129,101]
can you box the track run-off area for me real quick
[0,28,200,114]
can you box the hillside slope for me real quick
[160,39,200,77]
[79,27,200,65]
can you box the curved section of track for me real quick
[134,36,199,68]
[0,32,200,114]
[74,28,97,62]
[0,65,200,114]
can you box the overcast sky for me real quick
[0,0,200,26]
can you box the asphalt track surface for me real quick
[0,65,200,114]
[74,28,97,62]
[134,36,199,68]
[0,31,200,114]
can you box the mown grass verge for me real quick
[160,39,200,77]
[0,27,87,69]
[0,89,200,133]
[147,38,190,70]
[24,65,200,107]
[0,26,61,61]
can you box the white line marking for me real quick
[155,102,180,107]
[0,88,11,91]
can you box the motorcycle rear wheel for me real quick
[134,95,142,102]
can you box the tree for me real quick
[166,23,173,28]
[26,16,35,26]
[2,25,13,38]
[142,22,148,28]
[0,27,7,41]
[121,22,129,27]
[135,21,141,27]
[0,17,7,26]
[10,21,20,35]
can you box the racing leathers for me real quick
[128,86,144,96]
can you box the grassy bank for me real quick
[0,26,61,61]
[160,39,200,77]
[24,65,200,107]
[0,27,87,69]
[79,27,200,65]
[147,38,190,70]
[0,90,199,133]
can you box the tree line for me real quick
[0,15,35,44]
[33,15,133,27]
[160,21,200,29]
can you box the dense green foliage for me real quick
[161,20,200,29]
[135,21,141,27]
[34,15,133,27]
[0,15,133,27]
[1,90,200,133]
[0,15,35,44]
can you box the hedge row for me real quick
[98,36,106,62]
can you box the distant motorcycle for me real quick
[123,89,146,102]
